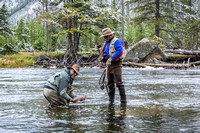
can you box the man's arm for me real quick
[68,87,76,98]
[58,73,73,102]
[111,39,123,61]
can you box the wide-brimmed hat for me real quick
[100,28,115,37]
[71,64,81,75]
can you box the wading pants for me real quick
[107,61,126,106]
[43,88,66,106]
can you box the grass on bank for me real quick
[0,52,64,68]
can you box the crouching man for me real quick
[43,64,86,106]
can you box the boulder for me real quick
[125,38,167,63]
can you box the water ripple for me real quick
[0,68,200,132]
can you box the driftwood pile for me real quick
[35,54,100,68]
[34,49,200,69]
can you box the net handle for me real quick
[98,67,108,87]
[104,67,108,85]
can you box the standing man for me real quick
[43,64,86,106]
[98,28,126,109]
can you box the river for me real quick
[0,67,200,132]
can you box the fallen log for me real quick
[122,62,146,68]
[165,49,200,55]
[143,63,190,68]
[122,62,190,69]
[190,61,200,65]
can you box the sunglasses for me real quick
[104,36,109,39]
[73,70,78,76]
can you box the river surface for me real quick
[0,67,200,132]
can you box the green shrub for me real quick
[33,37,47,51]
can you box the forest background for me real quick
[0,0,200,67]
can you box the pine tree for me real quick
[128,0,199,49]
[0,3,12,36]
[41,0,121,55]
[0,3,16,54]
[16,19,28,42]
[128,0,170,37]
[128,0,197,36]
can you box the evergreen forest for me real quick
[0,0,200,57]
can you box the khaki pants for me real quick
[43,88,67,106]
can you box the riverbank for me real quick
[0,52,64,68]
[1,50,200,69]
[0,51,99,68]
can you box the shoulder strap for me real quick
[110,37,118,46]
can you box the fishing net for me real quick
[98,68,107,90]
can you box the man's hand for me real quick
[106,58,112,67]
[80,96,86,101]
[95,45,101,53]
[95,44,101,49]
[72,97,79,103]
[71,96,86,103]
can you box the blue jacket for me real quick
[103,37,124,61]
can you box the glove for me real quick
[80,96,86,101]
[106,57,112,67]
[71,97,79,103]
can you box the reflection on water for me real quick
[0,67,200,132]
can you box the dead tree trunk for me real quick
[45,0,49,53]
[122,62,190,69]
[196,32,199,50]
[165,49,200,55]
[155,0,160,37]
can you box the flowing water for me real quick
[0,67,200,132]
